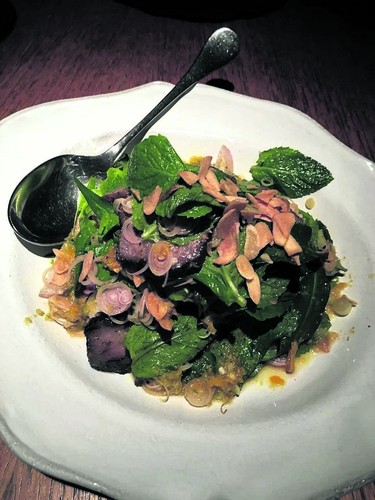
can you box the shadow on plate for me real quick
[205,78,235,92]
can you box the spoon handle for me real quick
[105,27,240,165]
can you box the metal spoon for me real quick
[7,27,239,257]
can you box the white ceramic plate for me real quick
[0,82,374,500]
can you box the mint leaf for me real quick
[250,147,333,197]
[125,316,210,378]
[127,134,185,196]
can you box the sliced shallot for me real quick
[122,218,142,244]
[148,241,174,276]
[184,378,214,407]
[96,282,133,316]
[198,155,212,179]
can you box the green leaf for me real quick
[95,263,113,282]
[230,330,256,377]
[131,199,160,241]
[193,329,269,381]
[92,239,115,257]
[178,205,212,218]
[168,288,192,302]
[250,147,333,197]
[242,310,301,376]
[290,267,331,344]
[76,176,97,215]
[74,217,97,255]
[169,232,205,247]
[183,351,216,382]
[249,301,291,322]
[131,199,147,231]
[142,222,160,241]
[312,312,332,342]
[156,184,220,218]
[291,223,320,264]
[74,178,119,237]
[125,316,211,378]
[257,276,290,309]
[257,246,292,264]
[299,209,321,247]
[248,275,292,321]
[127,134,185,196]
[97,164,128,196]
[194,257,247,308]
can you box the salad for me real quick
[39,134,356,408]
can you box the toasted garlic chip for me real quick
[246,272,261,305]
[236,255,255,280]
[244,225,261,260]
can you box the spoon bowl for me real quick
[8,27,239,257]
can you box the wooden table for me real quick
[0,0,374,498]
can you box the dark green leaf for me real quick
[290,267,331,344]
[291,223,320,263]
[183,351,216,382]
[131,199,160,241]
[178,205,212,218]
[156,184,220,218]
[249,299,292,321]
[198,329,274,381]
[246,310,301,374]
[258,276,290,309]
[74,178,119,236]
[298,210,321,247]
[194,257,247,308]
